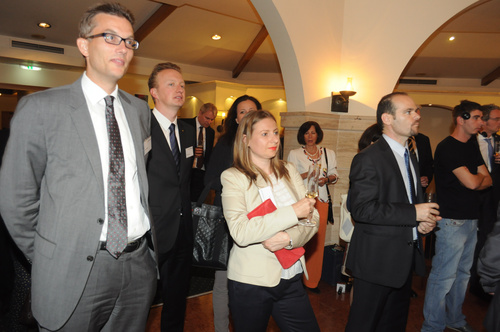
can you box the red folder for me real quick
[247,199,305,269]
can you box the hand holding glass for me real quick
[425,192,436,203]
[300,164,321,226]
[495,141,500,164]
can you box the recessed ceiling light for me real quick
[38,22,51,29]
[212,34,221,41]
[449,36,455,41]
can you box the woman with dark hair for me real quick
[204,95,261,332]
[221,110,320,332]
[358,123,382,152]
[287,121,339,292]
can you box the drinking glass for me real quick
[495,141,500,164]
[425,192,436,203]
[300,163,321,226]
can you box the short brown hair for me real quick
[79,3,135,38]
[376,92,408,129]
[148,62,182,91]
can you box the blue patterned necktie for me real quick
[486,137,494,167]
[405,148,420,249]
[404,148,415,203]
[169,123,180,173]
[104,95,127,258]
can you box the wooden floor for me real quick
[145,275,491,332]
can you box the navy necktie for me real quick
[169,123,180,173]
[104,95,127,258]
[404,149,415,203]
[405,148,420,249]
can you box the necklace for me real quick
[303,145,318,158]
[302,146,322,163]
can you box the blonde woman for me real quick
[221,110,320,332]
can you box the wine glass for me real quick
[300,163,321,226]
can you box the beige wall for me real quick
[251,0,478,115]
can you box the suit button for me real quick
[87,256,94,261]
[97,218,104,225]
[407,241,413,247]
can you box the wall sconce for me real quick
[331,77,357,113]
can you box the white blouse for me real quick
[287,147,338,202]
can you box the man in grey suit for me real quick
[0,3,156,331]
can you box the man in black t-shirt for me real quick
[422,100,492,332]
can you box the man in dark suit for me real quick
[470,104,500,298]
[478,204,500,332]
[0,4,156,331]
[147,62,195,332]
[181,103,217,201]
[345,92,440,331]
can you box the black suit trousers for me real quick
[158,219,193,332]
[345,251,415,332]
[228,274,320,332]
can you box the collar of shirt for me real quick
[81,72,118,105]
[153,108,177,129]
[383,134,407,158]
[152,108,180,150]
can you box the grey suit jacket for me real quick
[0,77,152,330]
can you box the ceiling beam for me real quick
[232,26,268,78]
[134,4,177,42]
[481,65,500,86]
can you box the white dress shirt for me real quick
[81,72,150,242]
[383,134,418,240]
[477,133,493,172]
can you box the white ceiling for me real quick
[0,0,499,83]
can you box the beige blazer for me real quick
[221,163,319,287]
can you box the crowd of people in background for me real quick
[1,2,500,332]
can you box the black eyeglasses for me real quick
[86,32,139,50]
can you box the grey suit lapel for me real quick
[68,78,104,200]
[119,91,149,211]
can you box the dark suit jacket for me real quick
[347,137,425,288]
[180,116,215,167]
[478,206,500,332]
[147,115,195,254]
[414,133,434,185]
[474,133,500,202]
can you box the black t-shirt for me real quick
[435,136,484,219]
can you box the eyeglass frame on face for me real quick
[86,32,139,50]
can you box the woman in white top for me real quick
[221,110,320,332]
[287,121,339,291]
